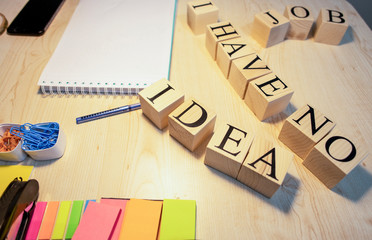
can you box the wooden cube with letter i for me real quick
[283,5,314,40]
[244,73,294,121]
[237,136,293,198]
[314,9,349,45]
[187,0,219,35]
[139,79,184,129]
[168,98,216,151]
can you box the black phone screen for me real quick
[7,0,65,36]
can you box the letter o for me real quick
[325,136,356,162]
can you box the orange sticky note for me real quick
[118,199,163,240]
[100,198,128,240]
[38,201,60,240]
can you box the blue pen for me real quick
[76,103,141,124]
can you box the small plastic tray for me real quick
[0,124,27,162]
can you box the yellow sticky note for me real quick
[0,165,33,195]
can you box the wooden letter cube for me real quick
[314,9,348,45]
[303,127,368,189]
[168,98,217,151]
[139,79,184,129]
[229,54,272,99]
[204,123,255,178]
[237,136,293,198]
[251,9,290,47]
[278,105,336,159]
[283,5,314,40]
[216,37,255,78]
[244,73,294,121]
[205,21,240,60]
[187,0,219,35]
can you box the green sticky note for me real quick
[159,199,196,240]
[51,201,72,239]
[65,200,84,239]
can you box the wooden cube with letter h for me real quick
[139,79,184,129]
[314,9,349,45]
[187,0,219,35]
[237,136,293,198]
[251,9,290,47]
[168,98,216,151]
[278,105,336,159]
[204,123,255,178]
[303,127,368,189]
[244,73,294,121]
[283,5,314,40]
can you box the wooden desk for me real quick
[1,0,372,239]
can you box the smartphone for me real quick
[7,0,65,36]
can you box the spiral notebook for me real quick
[38,0,177,95]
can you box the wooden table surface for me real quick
[1,0,372,239]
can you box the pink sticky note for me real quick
[7,203,34,240]
[100,198,128,240]
[72,201,121,240]
[25,202,47,240]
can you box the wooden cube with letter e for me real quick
[283,5,314,40]
[314,8,349,45]
[204,123,255,178]
[187,0,219,35]
[278,105,336,160]
[251,9,290,47]
[168,98,216,151]
[244,73,294,121]
[236,136,293,198]
[303,127,368,189]
[139,79,184,129]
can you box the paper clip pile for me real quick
[10,122,59,151]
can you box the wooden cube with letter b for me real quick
[168,98,216,151]
[251,9,290,47]
[237,136,293,198]
[244,73,294,121]
[283,5,314,40]
[187,0,219,35]
[204,123,255,178]
[139,79,184,129]
[314,9,349,45]
[278,105,336,159]
[303,127,368,189]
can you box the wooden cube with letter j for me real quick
[168,98,216,151]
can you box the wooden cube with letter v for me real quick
[303,126,368,189]
[187,0,219,35]
[244,73,294,121]
[237,136,293,198]
[168,98,216,151]
[139,79,184,129]
[204,123,255,178]
[278,105,336,160]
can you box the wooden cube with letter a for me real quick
[216,37,255,78]
[283,5,314,40]
[205,21,240,60]
[251,9,290,47]
[139,79,184,129]
[168,98,216,151]
[314,9,348,45]
[303,127,368,189]
[204,123,255,178]
[237,136,293,198]
[244,73,294,121]
[278,105,336,160]
[229,54,272,99]
[187,0,219,35]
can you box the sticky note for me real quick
[65,200,84,239]
[38,201,60,240]
[158,199,196,240]
[83,199,96,212]
[72,201,121,240]
[7,203,34,240]
[0,165,33,195]
[25,201,47,240]
[51,201,72,239]
[118,199,163,240]
[100,198,128,240]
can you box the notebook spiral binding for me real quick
[40,86,142,95]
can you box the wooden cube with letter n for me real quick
[168,98,216,151]
[278,105,336,159]
[139,79,184,129]
[303,127,368,189]
[204,123,255,178]
[237,136,293,198]
[283,5,314,40]
[244,73,294,121]
[187,0,219,35]
[314,9,349,45]
[251,9,290,47]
